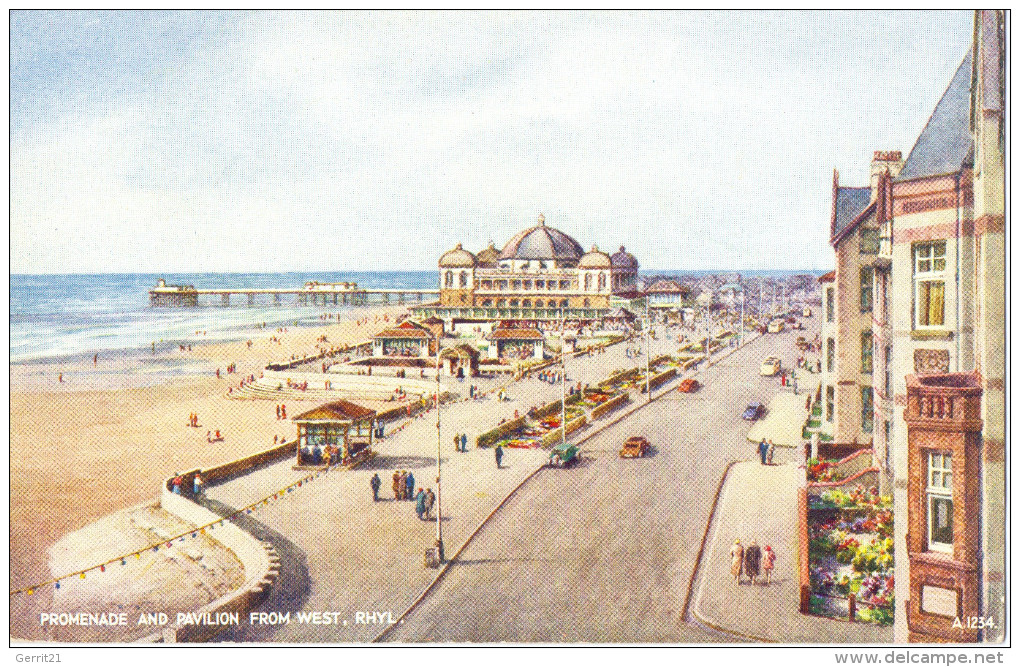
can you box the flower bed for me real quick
[807,458,846,483]
[807,486,894,626]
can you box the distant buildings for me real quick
[823,11,1004,643]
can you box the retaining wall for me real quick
[475,416,528,448]
[590,392,630,420]
[641,367,677,392]
[539,415,588,447]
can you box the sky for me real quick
[10,10,976,274]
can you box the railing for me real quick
[904,373,983,426]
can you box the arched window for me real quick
[584,274,592,291]
[535,299,543,308]
[459,271,468,288]
[497,299,506,307]
[598,273,606,291]
[444,271,453,288]
[522,299,531,307]
[510,299,519,307]
[560,299,569,308]
[482,299,492,307]
[583,298,590,307]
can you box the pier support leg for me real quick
[248,293,255,306]
[333,294,338,305]
[274,294,281,306]
[221,294,230,307]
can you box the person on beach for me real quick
[370,473,381,502]
[172,473,183,495]
[762,545,776,585]
[57,373,63,383]
[405,471,415,500]
[461,433,467,452]
[745,540,762,585]
[730,539,744,584]
[193,473,203,497]
[93,353,98,366]
[495,444,504,469]
[415,489,426,520]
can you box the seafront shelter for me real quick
[488,327,545,361]
[292,401,377,467]
[372,320,437,358]
[439,343,480,377]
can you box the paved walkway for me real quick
[691,461,892,643]
[747,390,812,448]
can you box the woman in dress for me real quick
[762,545,777,585]
[729,539,744,584]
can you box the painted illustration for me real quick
[9,11,1006,648]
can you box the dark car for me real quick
[742,402,765,420]
[619,436,651,458]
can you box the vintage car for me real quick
[742,402,765,420]
[548,442,579,467]
[759,357,782,376]
[767,319,785,333]
[677,378,701,393]
[619,436,651,458]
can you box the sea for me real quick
[9,272,435,364]
[10,269,824,365]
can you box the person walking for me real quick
[495,444,504,469]
[392,471,401,500]
[415,489,426,519]
[172,473,183,495]
[370,473,381,502]
[424,488,435,520]
[758,438,768,465]
[745,540,762,586]
[453,433,461,453]
[766,439,776,465]
[730,539,744,584]
[406,471,415,500]
[398,471,408,500]
[461,433,467,452]
[762,545,777,585]
[192,472,203,497]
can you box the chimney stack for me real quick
[871,150,904,200]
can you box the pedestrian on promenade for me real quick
[406,471,415,500]
[767,439,776,465]
[461,433,467,452]
[172,473,183,495]
[276,404,281,420]
[415,489,426,520]
[392,471,400,500]
[745,540,762,585]
[193,472,203,497]
[424,488,435,520]
[730,539,744,584]
[495,444,504,469]
[370,473,381,501]
[453,433,460,453]
[758,439,768,465]
[399,471,408,500]
[762,545,776,585]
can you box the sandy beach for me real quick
[9,304,410,595]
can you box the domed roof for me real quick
[578,245,612,269]
[499,214,584,261]
[611,245,638,269]
[439,243,477,268]
[475,241,500,268]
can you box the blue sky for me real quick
[10,10,975,274]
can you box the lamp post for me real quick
[644,295,651,401]
[561,308,566,447]
[434,340,444,562]
[739,291,746,348]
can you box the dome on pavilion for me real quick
[499,214,584,262]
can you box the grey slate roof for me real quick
[897,51,974,181]
[499,223,584,261]
[832,186,872,239]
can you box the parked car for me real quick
[767,319,785,333]
[760,357,781,376]
[548,442,579,467]
[742,402,765,420]
[677,378,701,393]
[619,436,651,458]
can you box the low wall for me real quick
[827,449,875,479]
[476,415,527,448]
[376,396,432,423]
[539,415,588,448]
[597,367,641,390]
[155,485,278,643]
[641,367,677,393]
[590,392,630,420]
[200,441,297,485]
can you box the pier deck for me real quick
[149,280,438,307]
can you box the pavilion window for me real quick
[559,280,570,289]
[913,241,947,328]
[825,386,834,422]
[536,280,544,289]
[524,280,532,290]
[926,451,953,552]
[444,271,453,288]
[459,272,468,288]
[513,280,522,290]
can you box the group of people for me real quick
[390,470,416,500]
[170,472,203,497]
[756,438,777,465]
[730,539,776,585]
[452,433,469,452]
[536,370,563,384]
[301,444,340,466]
[275,404,288,419]
[186,413,200,428]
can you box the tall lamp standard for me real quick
[560,308,566,447]
[739,290,746,348]
[644,295,651,401]
[433,340,444,563]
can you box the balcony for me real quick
[904,373,983,431]
[875,222,893,268]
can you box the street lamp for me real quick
[560,308,566,447]
[739,290,746,348]
[434,339,444,563]
[644,295,651,401]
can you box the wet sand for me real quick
[9,304,409,595]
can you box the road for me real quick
[384,327,810,642]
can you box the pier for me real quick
[149,279,438,308]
